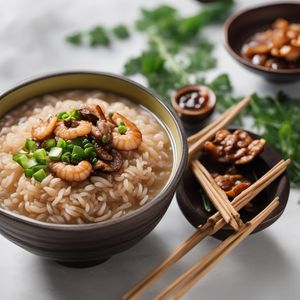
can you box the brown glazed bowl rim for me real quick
[0,71,188,231]
[224,1,300,75]
[171,84,216,116]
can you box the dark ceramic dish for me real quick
[177,130,290,240]
[225,2,300,82]
[0,71,188,267]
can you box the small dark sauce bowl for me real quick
[177,130,290,240]
[171,84,216,131]
[225,2,300,82]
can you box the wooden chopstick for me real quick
[188,96,251,159]
[209,159,289,228]
[187,100,240,145]
[156,197,279,300]
[191,160,241,231]
[122,223,214,300]
[193,160,242,226]
[122,160,289,300]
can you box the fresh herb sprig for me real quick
[66,24,130,47]
[124,1,234,101]
[250,92,300,186]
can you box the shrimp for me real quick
[55,120,92,140]
[51,161,92,182]
[32,116,58,141]
[110,113,142,151]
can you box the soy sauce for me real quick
[178,90,209,110]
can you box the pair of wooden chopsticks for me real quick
[122,159,290,300]
[188,96,251,231]
[123,95,290,300]
[191,160,242,231]
[155,198,279,300]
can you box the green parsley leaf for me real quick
[88,26,111,47]
[112,24,130,39]
[65,32,82,45]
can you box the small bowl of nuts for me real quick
[171,84,216,130]
[177,129,290,240]
[225,2,300,82]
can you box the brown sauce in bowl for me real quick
[178,89,209,110]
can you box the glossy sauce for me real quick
[178,90,209,110]
[241,18,300,70]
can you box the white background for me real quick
[0,0,299,299]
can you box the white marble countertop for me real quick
[0,0,299,299]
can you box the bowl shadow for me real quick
[36,233,169,300]
[187,231,296,299]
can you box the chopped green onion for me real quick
[84,147,95,157]
[90,151,97,159]
[31,165,47,173]
[91,140,96,144]
[120,121,125,126]
[33,169,47,183]
[44,139,56,150]
[62,114,72,122]
[58,110,81,121]
[72,154,79,162]
[13,153,28,166]
[13,153,37,169]
[69,110,81,121]
[49,147,63,160]
[108,112,114,118]
[83,143,94,149]
[102,135,109,143]
[65,143,74,153]
[24,158,38,169]
[72,145,85,162]
[118,125,127,134]
[57,138,67,149]
[33,149,47,164]
[57,112,67,120]
[82,138,90,145]
[24,139,37,152]
[91,157,98,164]
[71,138,84,146]
[25,169,34,178]
[61,152,72,163]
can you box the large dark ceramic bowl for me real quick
[177,130,290,240]
[0,71,188,267]
[225,2,300,82]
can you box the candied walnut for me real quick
[212,166,252,198]
[204,129,266,165]
[274,18,289,30]
[242,18,300,69]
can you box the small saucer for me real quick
[176,130,290,240]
